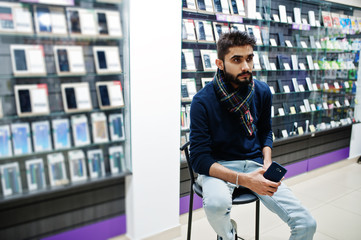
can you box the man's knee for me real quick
[292,214,317,237]
[305,216,317,234]
[203,195,232,214]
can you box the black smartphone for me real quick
[198,21,205,40]
[113,152,121,171]
[112,117,123,138]
[278,32,285,47]
[65,87,77,109]
[197,0,206,10]
[69,10,81,33]
[248,27,254,37]
[14,49,27,71]
[203,54,211,68]
[57,49,70,72]
[97,12,108,34]
[181,52,186,70]
[214,0,222,12]
[181,84,189,98]
[230,0,238,14]
[264,161,287,182]
[18,89,32,113]
[182,0,187,8]
[97,51,107,69]
[216,24,222,36]
[98,85,110,106]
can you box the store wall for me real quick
[127,0,182,240]
[326,0,361,8]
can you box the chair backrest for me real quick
[180,141,196,185]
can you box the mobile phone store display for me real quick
[181,0,361,152]
[0,0,130,201]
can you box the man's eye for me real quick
[246,57,253,62]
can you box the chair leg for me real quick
[255,199,260,240]
[187,188,194,240]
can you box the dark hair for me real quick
[217,31,256,61]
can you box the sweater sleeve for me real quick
[189,98,216,176]
[258,85,273,149]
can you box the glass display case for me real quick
[0,0,131,200]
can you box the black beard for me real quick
[223,69,253,88]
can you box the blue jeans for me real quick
[197,160,317,240]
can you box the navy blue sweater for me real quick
[189,79,273,175]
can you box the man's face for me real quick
[217,45,254,89]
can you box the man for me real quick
[189,31,316,240]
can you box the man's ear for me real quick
[216,59,224,70]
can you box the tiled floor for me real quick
[176,157,361,240]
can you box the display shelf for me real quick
[272,89,321,95]
[0,137,125,161]
[273,106,353,118]
[0,0,130,203]
[0,106,124,120]
[180,0,360,159]
[0,170,130,204]
[182,41,357,53]
[0,72,124,80]
[0,32,123,42]
[0,0,130,238]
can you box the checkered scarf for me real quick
[213,69,255,136]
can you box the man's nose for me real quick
[240,60,250,71]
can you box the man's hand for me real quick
[245,168,281,196]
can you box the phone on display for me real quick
[18,89,32,113]
[214,0,222,12]
[57,49,70,72]
[69,10,81,33]
[97,51,107,69]
[14,49,27,71]
[263,161,287,182]
[203,54,211,68]
[198,0,206,10]
[65,87,77,109]
[230,0,238,14]
[37,7,52,32]
[98,85,110,106]
[97,13,108,34]
[181,52,186,70]
[198,22,206,40]
[0,6,14,30]
[181,84,189,98]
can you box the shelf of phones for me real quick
[272,104,354,119]
[271,80,356,95]
[0,79,124,118]
[0,109,126,158]
[273,118,355,141]
[0,72,124,80]
[0,105,126,121]
[0,2,123,41]
[0,168,130,203]
[183,7,361,34]
[0,141,129,198]
[0,31,123,42]
[183,8,325,32]
[182,39,358,54]
[5,44,122,79]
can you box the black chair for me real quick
[180,141,260,240]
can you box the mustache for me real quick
[237,72,252,78]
